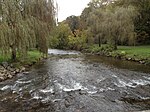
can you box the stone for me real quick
[128,58,132,60]
[0,73,3,77]
[0,65,4,70]
[0,73,5,77]
[8,74,13,79]
[2,62,9,68]
[3,70,8,74]
[139,61,145,64]
[13,71,16,74]
[11,73,16,76]
[7,66,14,72]
[15,69,20,74]
[79,90,87,95]
[4,73,8,77]
[0,76,5,81]
[20,67,26,72]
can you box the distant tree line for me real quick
[50,0,150,50]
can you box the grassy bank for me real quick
[0,50,42,82]
[18,50,42,66]
[85,45,150,65]
[0,50,42,66]
[116,46,150,59]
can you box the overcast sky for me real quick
[56,0,91,22]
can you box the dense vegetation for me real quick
[0,0,150,64]
[0,0,55,61]
[49,0,150,51]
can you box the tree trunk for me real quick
[114,37,117,50]
[11,45,17,61]
[114,44,117,50]
[98,36,101,47]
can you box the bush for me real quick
[68,34,87,51]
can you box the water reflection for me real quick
[84,55,150,73]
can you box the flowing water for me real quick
[0,49,150,112]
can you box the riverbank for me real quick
[83,45,150,65]
[0,49,150,111]
[0,50,42,82]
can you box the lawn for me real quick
[85,44,150,62]
[0,50,42,65]
[117,46,150,59]
[0,55,11,64]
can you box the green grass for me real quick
[85,44,150,63]
[117,46,150,59]
[86,44,102,53]
[27,50,42,61]
[87,44,150,58]
[0,55,11,64]
[0,50,42,66]
[16,50,42,66]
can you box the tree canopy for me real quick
[0,0,56,60]
[69,0,150,49]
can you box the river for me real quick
[0,49,150,112]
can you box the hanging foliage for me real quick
[0,0,56,60]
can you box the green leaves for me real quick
[49,23,71,49]
[0,0,55,60]
[80,0,143,49]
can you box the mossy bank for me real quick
[0,50,43,82]
[83,45,150,65]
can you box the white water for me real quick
[48,49,79,55]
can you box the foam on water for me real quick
[115,78,150,88]
[143,76,150,80]
[116,79,135,88]
[48,49,79,55]
[87,90,97,94]
[55,81,99,95]
[57,82,88,92]
[99,87,115,92]
[32,92,42,100]
[132,79,150,86]
[41,96,51,103]
[16,80,32,84]
[0,85,11,91]
[40,88,54,93]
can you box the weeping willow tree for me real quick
[0,0,55,61]
[101,6,138,49]
[85,1,138,49]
